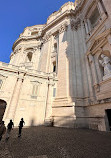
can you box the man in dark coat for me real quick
[18,118,25,137]
[6,119,14,139]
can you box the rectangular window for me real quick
[53,62,56,72]
[32,84,38,99]
[31,31,38,36]
[53,88,56,97]
[53,65,56,72]
[89,7,100,28]
[54,43,57,52]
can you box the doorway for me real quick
[106,109,111,131]
[0,99,7,122]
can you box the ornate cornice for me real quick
[0,74,8,79]
[12,0,88,50]
[12,35,41,51]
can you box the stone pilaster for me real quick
[88,54,98,86]
[85,55,95,102]
[39,33,51,73]
[5,72,25,123]
[54,24,69,101]
[80,21,89,100]
[45,79,54,126]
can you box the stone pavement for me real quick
[0,126,111,158]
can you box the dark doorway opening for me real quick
[0,99,7,122]
[106,109,111,131]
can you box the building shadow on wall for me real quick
[55,24,90,129]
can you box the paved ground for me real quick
[0,126,111,158]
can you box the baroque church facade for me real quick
[0,0,111,131]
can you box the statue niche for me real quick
[99,53,111,79]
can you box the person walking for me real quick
[6,119,14,140]
[0,121,6,141]
[18,118,25,137]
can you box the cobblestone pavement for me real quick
[0,126,111,158]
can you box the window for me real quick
[31,84,38,99]
[31,31,38,36]
[54,43,57,52]
[53,88,56,97]
[32,85,38,96]
[27,52,32,62]
[53,62,56,72]
[89,7,100,28]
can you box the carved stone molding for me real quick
[18,72,26,79]
[0,74,8,79]
[30,80,42,85]
[98,98,111,104]
[14,47,22,54]
[87,96,111,106]
[58,23,68,34]
[23,46,39,53]
[71,18,81,31]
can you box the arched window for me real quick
[27,52,33,62]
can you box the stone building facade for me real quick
[0,0,111,131]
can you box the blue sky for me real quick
[0,0,74,63]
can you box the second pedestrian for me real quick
[18,118,25,137]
